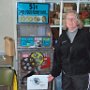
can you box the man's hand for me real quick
[48,74,54,82]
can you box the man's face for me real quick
[66,12,78,31]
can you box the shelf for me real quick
[84,25,90,27]
[50,25,60,28]
[17,47,54,50]
[79,0,90,2]
[17,0,37,2]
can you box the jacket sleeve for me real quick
[87,30,90,50]
[51,37,62,77]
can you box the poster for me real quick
[17,2,49,24]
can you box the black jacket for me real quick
[51,28,90,77]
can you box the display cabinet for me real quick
[17,2,54,90]
[44,0,90,35]
[79,2,90,26]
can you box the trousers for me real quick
[62,72,89,90]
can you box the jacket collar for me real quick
[63,28,82,44]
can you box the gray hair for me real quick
[63,10,83,30]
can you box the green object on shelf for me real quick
[84,19,90,25]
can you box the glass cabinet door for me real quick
[79,3,90,26]
[63,3,77,13]
[49,2,60,26]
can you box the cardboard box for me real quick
[4,36,15,56]
[64,3,73,12]
[54,19,60,25]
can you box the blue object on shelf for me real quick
[42,37,51,47]
[20,37,34,47]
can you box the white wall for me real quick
[0,0,16,53]
[0,0,43,54]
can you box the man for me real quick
[48,10,90,90]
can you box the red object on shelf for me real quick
[40,56,51,69]
[80,11,89,19]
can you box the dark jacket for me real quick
[51,28,90,77]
